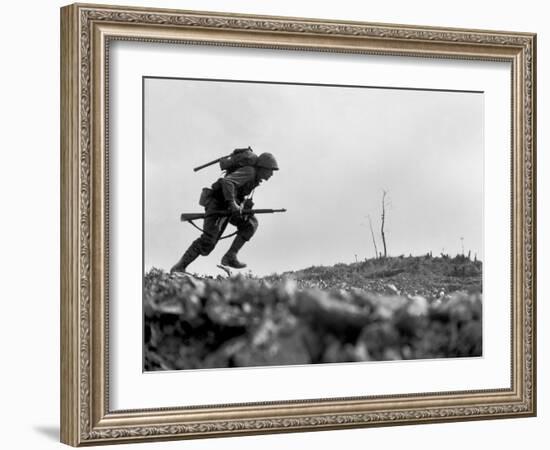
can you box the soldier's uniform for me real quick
[171,152,278,273]
[192,166,260,256]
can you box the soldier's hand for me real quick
[229,201,242,217]
[243,198,254,210]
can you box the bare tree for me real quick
[368,214,379,259]
[381,190,388,258]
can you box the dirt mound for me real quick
[144,258,482,371]
[265,255,482,299]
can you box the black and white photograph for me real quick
[143,77,484,371]
[51,1,540,447]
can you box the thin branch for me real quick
[368,215,379,259]
[381,190,388,258]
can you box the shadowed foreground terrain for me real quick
[144,255,482,371]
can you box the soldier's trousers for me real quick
[190,201,258,256]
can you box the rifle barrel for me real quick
[180,208,286,222]
[193,147,250,172]
[193,157,223,172]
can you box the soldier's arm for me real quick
[218,167,256,204]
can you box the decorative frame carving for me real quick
[60,3,536,446]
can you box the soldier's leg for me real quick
[170,240,202,274]
[236,214,258,241]
[221,215,258,269]
[197,215,229,255]
[171,214,228,273]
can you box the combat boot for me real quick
[221,235,247,269]
[221,253,247,269]
[171,244,200,274]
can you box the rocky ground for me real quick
[144,255,482,371]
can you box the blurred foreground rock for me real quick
[144,262,482,371]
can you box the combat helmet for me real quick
[256,152,279,170]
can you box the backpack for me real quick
[219,147,258,173]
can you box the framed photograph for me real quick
[60,3,536,446]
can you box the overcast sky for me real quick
[144,78,483,276]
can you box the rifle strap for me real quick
[187,219,204,234]
[187,219,238,241]
[219,231,238,241]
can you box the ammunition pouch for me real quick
[199,187,213,207]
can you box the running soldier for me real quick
[170,152,279,273]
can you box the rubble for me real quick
[144,255,483,371]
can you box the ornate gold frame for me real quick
[60,3,536,446]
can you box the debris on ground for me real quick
[144,255,483,370]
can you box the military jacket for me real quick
[211,166,260,204]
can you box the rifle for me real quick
[193,147,251,172]
[181,208,286,222]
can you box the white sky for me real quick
[144,78,483,276]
